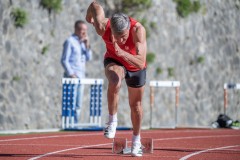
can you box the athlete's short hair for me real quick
[110,13,130,33]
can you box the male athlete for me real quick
[86,1,147,157]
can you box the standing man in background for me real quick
[61,20,92,123]
[86,1,147,157]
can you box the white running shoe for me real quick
[104,122,117,139]
[131,142,143,157]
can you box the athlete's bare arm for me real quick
[86,1,108,36]
[113,23,147,69]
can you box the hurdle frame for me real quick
[61,78,104,130]
[150,81,180,128]
[223,83,240,115]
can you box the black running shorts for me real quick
[104,58,146,88]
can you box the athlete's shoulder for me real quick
[129,17,143,31]
[132,22,145,34]
[131,22,146,42]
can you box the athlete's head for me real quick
[110,13,130,45]
[74,20,88,40]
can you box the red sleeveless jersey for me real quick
[102,17,147,71]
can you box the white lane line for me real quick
[0,143,87,147]
[0,132,132,142]
[0,129,60,135]
[179,145,240,160]
[28,142,112,160]
[0,131,208,142]
[0,129,231,142]
[0,133,103,142]
[154,134,240,141]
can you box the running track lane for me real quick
[0,129,239,160]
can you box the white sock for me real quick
[109,113,117,123]
[132,134,141,144]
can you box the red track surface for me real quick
[0,129,240,160]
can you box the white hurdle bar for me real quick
[61,78,104,129]
[150,81,180,128]
[223,83,240,114]
[62,78,104,85]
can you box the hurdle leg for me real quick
[224,88,227,115]
[70,83,76,128]
[94,84,98,124]
[90,85,94,124]
[62,83,67,129]
[175,87,179,128]
[98,84,103,126]
[66,83,72,129]
[150,86,154,128]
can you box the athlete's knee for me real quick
[106,66,123,87]
[130,104,143,118]
[108,72,121,84]
[129,101,142,110]
[108,76,122,92]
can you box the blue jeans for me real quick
[73,83,84,123]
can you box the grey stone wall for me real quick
[0,0,239,130]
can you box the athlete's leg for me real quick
[128,86,144,156]
[128,86,144,136]
[105,63,125,115]
[104,63,125,138]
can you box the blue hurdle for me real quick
[90,83,103,125]
[61,78,104,130]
